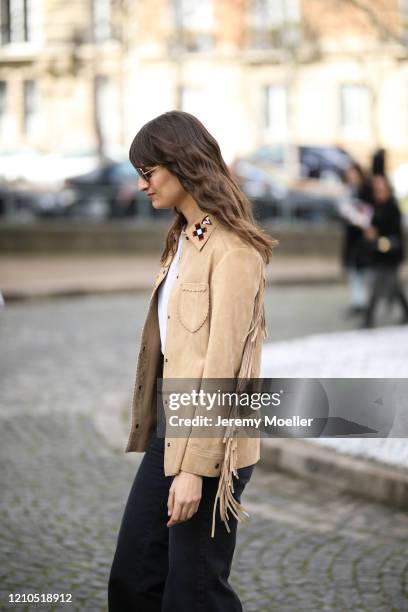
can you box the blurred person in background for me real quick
[338,163,374,318]
[372,147,387,177]
[362,175,408,328]
[108,111,276,612]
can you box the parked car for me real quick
[0,148,102,220]
[0,148,47,183]
[231,158,346,222]
[0,178,43,220]
[230,159,288,220]
[250,144,356,180]
[0,148,99,186]
[60,160,163,220]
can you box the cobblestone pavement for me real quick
[1,290,408,611]
[2,413,408,612]
[0,412,132,612]
[239,470,408,612]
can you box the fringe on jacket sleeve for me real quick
[210,270,268,538]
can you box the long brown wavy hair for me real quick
[129,110,278,265]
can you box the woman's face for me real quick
[372,176,391,204]
[345,166,362,187]
[138,165,187,210]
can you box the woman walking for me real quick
[108,110,277,611]
[362,175,408,328]
[339,162,374,317]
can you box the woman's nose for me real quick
[138,176,149,191]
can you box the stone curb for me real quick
[260,438,408,509]
[2,285,149,303]
[1,274,343,302]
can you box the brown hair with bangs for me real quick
[129,110,278,265]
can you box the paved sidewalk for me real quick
[1,253,408,301]
[0,254,380,301]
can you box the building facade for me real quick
[1,0,407,170]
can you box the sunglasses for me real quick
[135,165,161,183]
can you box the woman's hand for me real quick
[363,226,378,241]
[167,471,203,527]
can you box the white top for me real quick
[157,234,183,355]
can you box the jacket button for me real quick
[142,345,146,351]
[165,358,168,362]
[135,424,139,428]
[215,463,219,468]
[176,275,179,279]
[185,236,189,240]
[167,315,170,319]
[167,442,171,447]
[138,384,142,390]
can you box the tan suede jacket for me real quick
[125,211,268,537]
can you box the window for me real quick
[0,0,10,43]
[251,0,300,48]
[92,0,111,42]
[172,0,214,52]
[23,79,38,136]
[0,80,6,132]
[340,84,371,139]
[264,84,288,140]
[252,0,299,29]
[402,0,408,43]
[0,0,35,44]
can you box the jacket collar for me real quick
[181,212,218,251]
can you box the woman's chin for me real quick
[152,200,173,210]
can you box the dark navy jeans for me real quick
[108,426,255,611]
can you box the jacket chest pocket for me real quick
[177,282,209,333]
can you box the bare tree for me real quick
[338,0,408,53]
